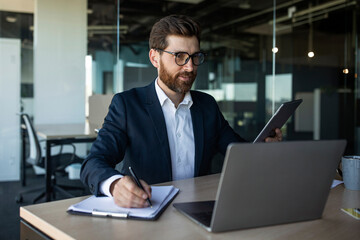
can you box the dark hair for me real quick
[149,15,201,50]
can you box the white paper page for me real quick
[331,179,343,189]
[68,186,179,218]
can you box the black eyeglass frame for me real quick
[154,48,206,66]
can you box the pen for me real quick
[129,166,153,208]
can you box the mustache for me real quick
[178,71,195,78]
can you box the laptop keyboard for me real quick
[192,210,213,227]
[174,200,215,228]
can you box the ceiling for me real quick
[87,0,357,52]
[0,0,358,54]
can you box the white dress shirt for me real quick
[155,79,195,181]
[100,79,195,196]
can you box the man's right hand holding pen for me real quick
[110,175,152,208]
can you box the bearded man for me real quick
[80,15,282,208]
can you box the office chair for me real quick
[16,114,86,204]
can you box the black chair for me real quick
[16,114,86,203]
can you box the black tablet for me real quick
[253,99,303,143]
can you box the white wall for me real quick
[0,38,21,181]
[34,0,87,124]
[0,0,34,13]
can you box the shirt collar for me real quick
[155,78,193,109]
[155,78,169,106]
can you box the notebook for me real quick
[68,185,179,220]
[173,140,346,232]
[253,99,302,143]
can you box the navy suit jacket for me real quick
[81,80,245,196]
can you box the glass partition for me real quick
[5,1,354,154]
[0,0,358,174]
[0,10,34,116]
[110,0,359,156]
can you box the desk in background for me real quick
[21,122,97,202]
[20,174,360,240]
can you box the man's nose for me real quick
[183,57,194,71]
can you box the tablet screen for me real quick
[253,99,303,143]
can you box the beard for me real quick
[159,59,196,94]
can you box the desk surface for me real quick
[35,122,98,140]
[20,174,360,240]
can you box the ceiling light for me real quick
[288,6,296,18]
[272,47,278,53]
[6,16,17,23]
[166,0,204,4]
[308,19,314,59]
[239,0,250,9]
[343,69,349,74]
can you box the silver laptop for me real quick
[173,140,346,232]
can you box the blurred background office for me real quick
[0,0,359,181]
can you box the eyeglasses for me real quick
[155,48,206,66]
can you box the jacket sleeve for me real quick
[80,94,128,196]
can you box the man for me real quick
[80,15,282,208]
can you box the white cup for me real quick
[342,156,360,191]
[65,163,81,180]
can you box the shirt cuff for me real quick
[100,174,123,197]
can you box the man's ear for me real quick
[149,49,160,68]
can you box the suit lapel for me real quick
[144,81,172,179]
[143,82,204,179]
[190,98,204,177]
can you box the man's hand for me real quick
[265,128,283,142]
[110,175,152,208]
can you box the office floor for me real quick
[0,168,90,240]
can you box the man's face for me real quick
[158,35,199,94]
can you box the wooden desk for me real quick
[20,174,360,240]
[31,123,97,201]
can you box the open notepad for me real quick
[67,185,179,220]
